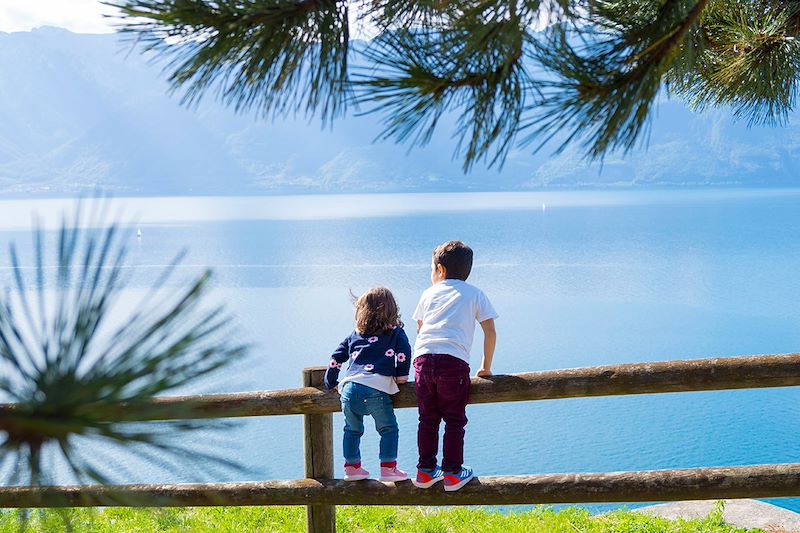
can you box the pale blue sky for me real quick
[0,0,117,33]
[0,0,382,39]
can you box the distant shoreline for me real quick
[2,188,800,231]
[1,182,797,201]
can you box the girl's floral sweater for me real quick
[323,326,412,390]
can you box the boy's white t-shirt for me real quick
[412,279,498,364]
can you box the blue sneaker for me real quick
[443,466,474,491]
[412,465,445,488]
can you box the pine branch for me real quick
[356,0,540,170]
[106,0,351,124]
[526,0,709,158]
[365,0,571,31]
[106,0,800,170]
[0,204,247,488]
[668,0,800,126]
[365,0,458,31]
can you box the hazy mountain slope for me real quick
[0,26,796,195]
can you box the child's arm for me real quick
[476,318,496,377]
[394,328,412,384]
[323,337,350,390]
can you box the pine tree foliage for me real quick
[0,205,247,493]
[528,0,710,157]
[356,11,532,168]
[107,0,800,169]
[668,0,800,126]
[114,0,351,124]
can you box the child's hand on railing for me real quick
[476,368,492,378]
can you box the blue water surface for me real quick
[1,189,799,513]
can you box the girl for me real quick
[324,287,411,482]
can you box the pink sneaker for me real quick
[343,465,370,481]
[380,465,408,482]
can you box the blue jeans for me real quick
[340,381,399,464]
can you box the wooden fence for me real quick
[3,352,800,532]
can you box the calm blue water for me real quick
[1,190,800,513]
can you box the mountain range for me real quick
[0,26,798,196]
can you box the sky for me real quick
[0,0,118,34]
[0,0,383,39]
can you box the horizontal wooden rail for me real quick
[2,464,800,507]
[6,352,791,421]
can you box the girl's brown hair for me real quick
[353,287,403,336]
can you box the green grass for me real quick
[0,504,761,532]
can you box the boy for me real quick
[411,240,498,492]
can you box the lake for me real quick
[1,190,800,512]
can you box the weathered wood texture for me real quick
[8,352,793,421]
[302,368,335,533]
[3,464,800,508]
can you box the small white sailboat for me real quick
[137,228,142,238]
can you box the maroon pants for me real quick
[414,354,470,474]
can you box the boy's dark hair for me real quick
[353,287,404,336]
[433,240,473,281]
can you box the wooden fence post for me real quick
[303,367,335,533]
